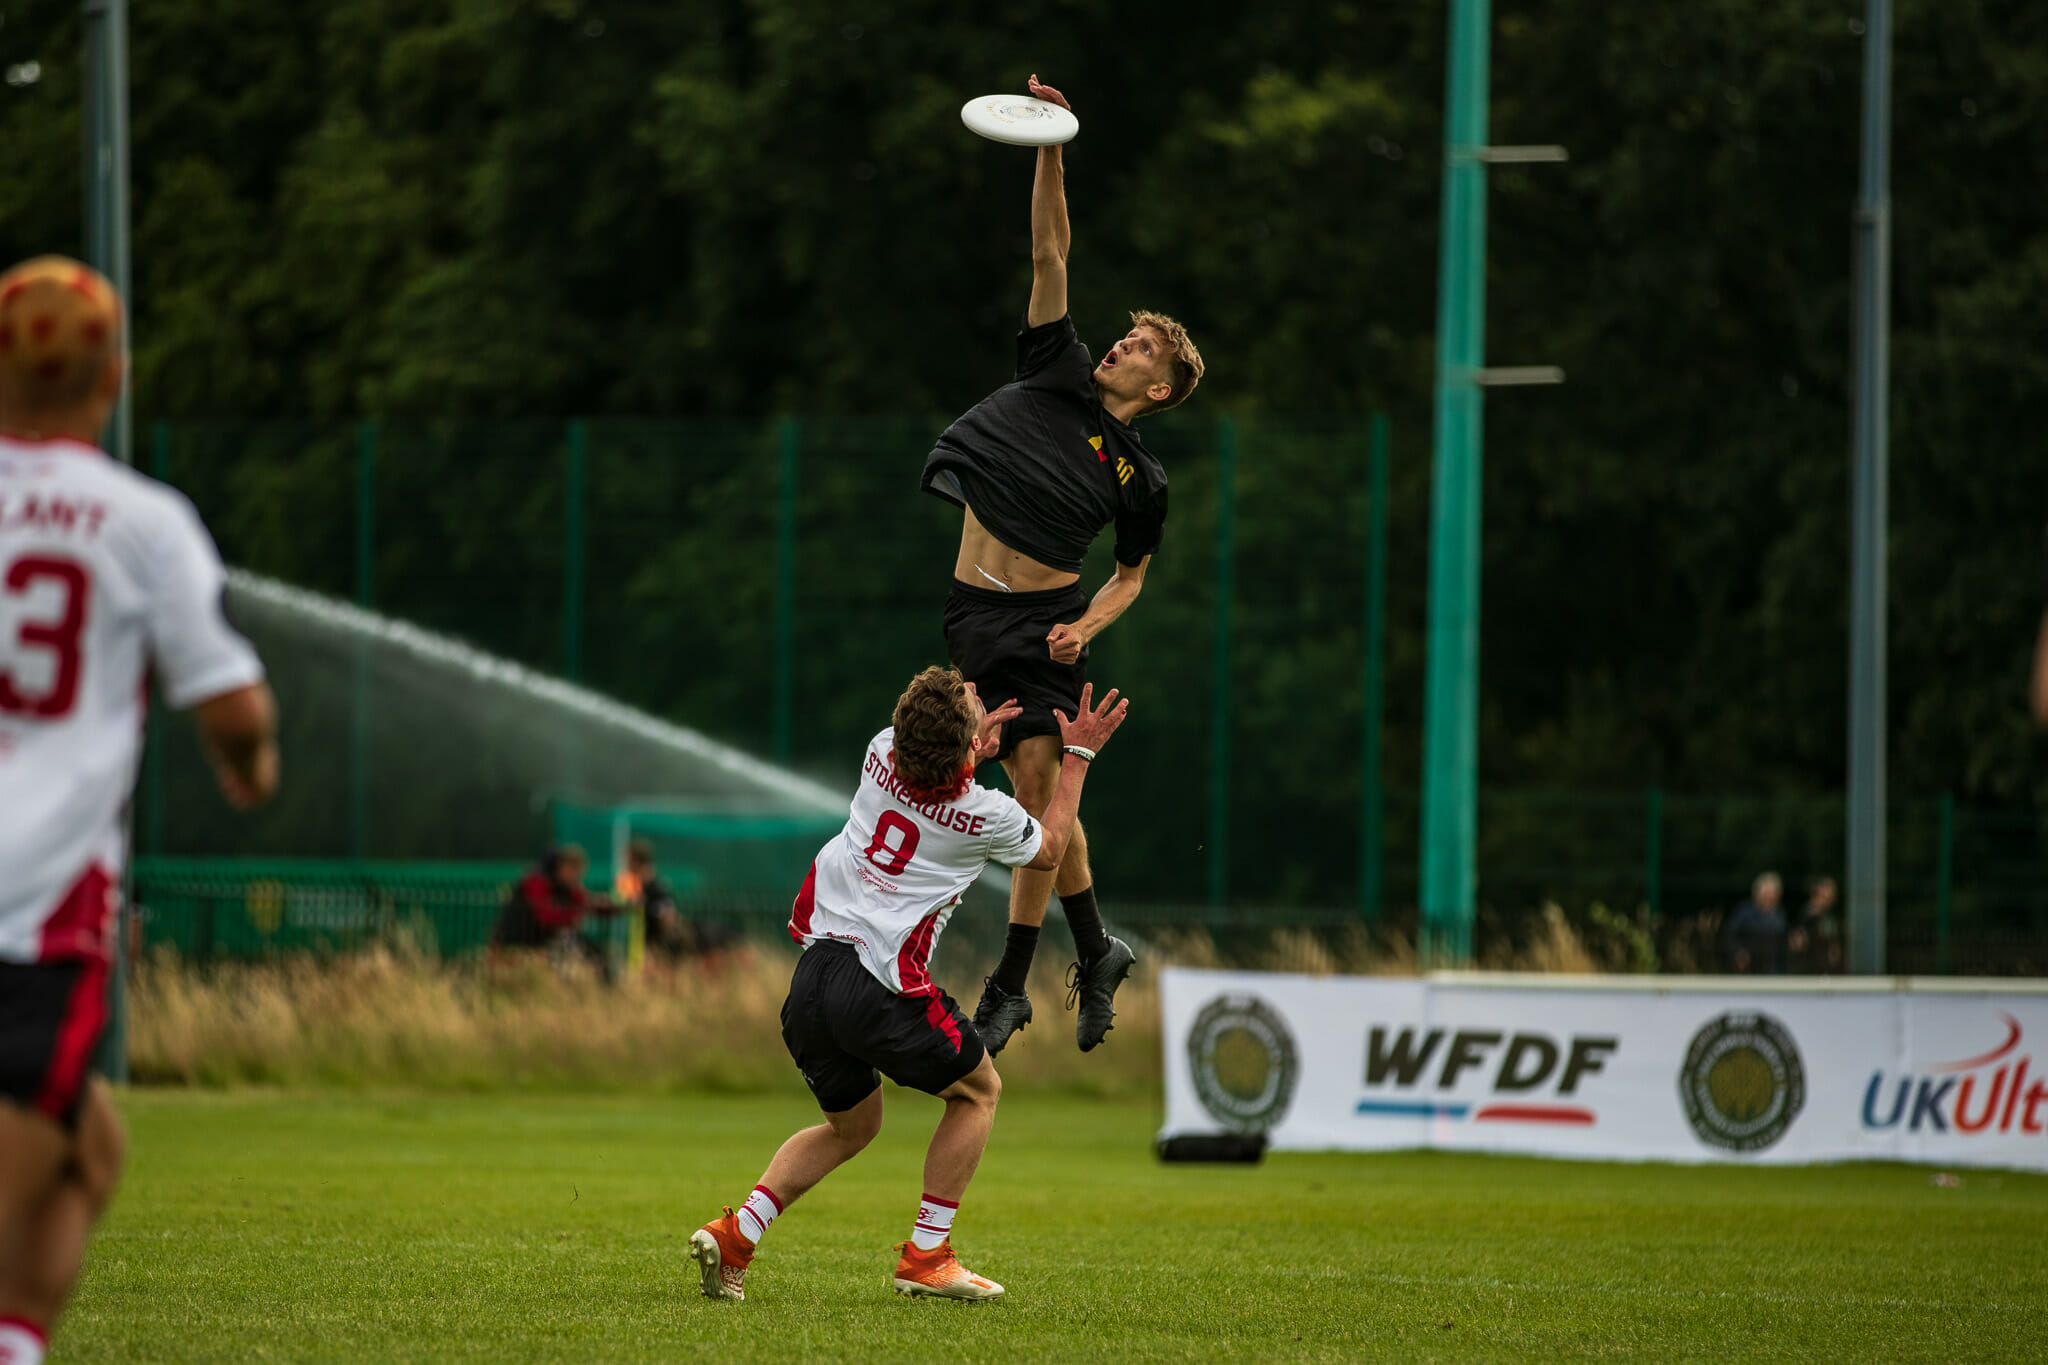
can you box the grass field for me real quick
[54,1088,2048,1363]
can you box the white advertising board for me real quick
[1160,968,2048,1169]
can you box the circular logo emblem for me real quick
[1187,994,1299,1133]
[1679,1011,1806,1152]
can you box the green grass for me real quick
[61,1088,2048,1363]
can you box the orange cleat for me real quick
[892,1240,1005,1301]
[689,1208,755,1301]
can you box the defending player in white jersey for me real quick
[0,256,278,1365]
[690,666,1126,1303]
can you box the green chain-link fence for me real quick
[130,415,2048,973]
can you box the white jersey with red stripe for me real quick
[0,437,264,965]
[791,728,1043,996]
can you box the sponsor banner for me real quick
[1160,968,2048,1169]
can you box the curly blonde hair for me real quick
[891,666,977,802]
[1130,310,1204,412]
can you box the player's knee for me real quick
[828,1100,883,1151]
[1005,741,1061,812]
[956,1059,1001,1112]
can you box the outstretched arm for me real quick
[1025,74,1072,328]
[1021,685,1129,870]
[1045,556,1148,665]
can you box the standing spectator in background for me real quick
[492,845,613,971]
[1789,876,1844,974]
[1722,872,1787,974]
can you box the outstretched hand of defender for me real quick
[965,682,1023,763]
[1054,684,1128,754]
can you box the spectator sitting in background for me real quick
[616,839,747,970]
[492,844,614,971]
[1789,876,1844,974]
[625,838,689,961]
[1722,871,1787,974]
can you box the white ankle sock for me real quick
[0,1317,48,1365]
[734,1184,782,1244]
[912,1193,959,1251]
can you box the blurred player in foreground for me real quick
[690,667,1127,1302]
[0,256,278,1365]
[921,74,1203,1056]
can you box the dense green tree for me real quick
[5,0,2048,918]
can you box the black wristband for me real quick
[1063,744,1096,762]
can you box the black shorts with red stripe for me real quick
[0,959,108,1133]
[781,939,984,1113]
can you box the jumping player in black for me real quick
[921,75,1205,1055]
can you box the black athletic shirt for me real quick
[921,315,1168,573]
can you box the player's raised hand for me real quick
[1027,74,1071,112]
[1045,621,1086,664]
[1054,683,1128,755]
[964,681,1023,762]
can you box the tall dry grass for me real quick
[126,942,1166,1096]
[127,914,1650,1094]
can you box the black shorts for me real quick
[944,579,1088,761]
[781,940,985,1113]
[0,959,107,1133]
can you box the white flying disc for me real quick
[961,94,1080,146]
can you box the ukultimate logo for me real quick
[1863,1013,2048,1138]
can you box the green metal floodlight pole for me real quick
[1846,0,1893,975]
[84,0,132,1085]
[1418,0,1564,964]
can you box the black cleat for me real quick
[972,978,1033,1055]
[1066,936,1136,1052]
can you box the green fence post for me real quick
[1936,791,1953,974]
[1360,414,1389,920]
[350,420,376,859]
[99,420,172,1083]
[1644,785,1663,924]
[1208,417,1239,907]
[773,418,800,764]
[141,420,170,857]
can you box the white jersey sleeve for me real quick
[147,492,263,709]
[982,790,1043,869]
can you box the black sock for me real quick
[1061,886,1110,962]
[991,922,1040,995]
